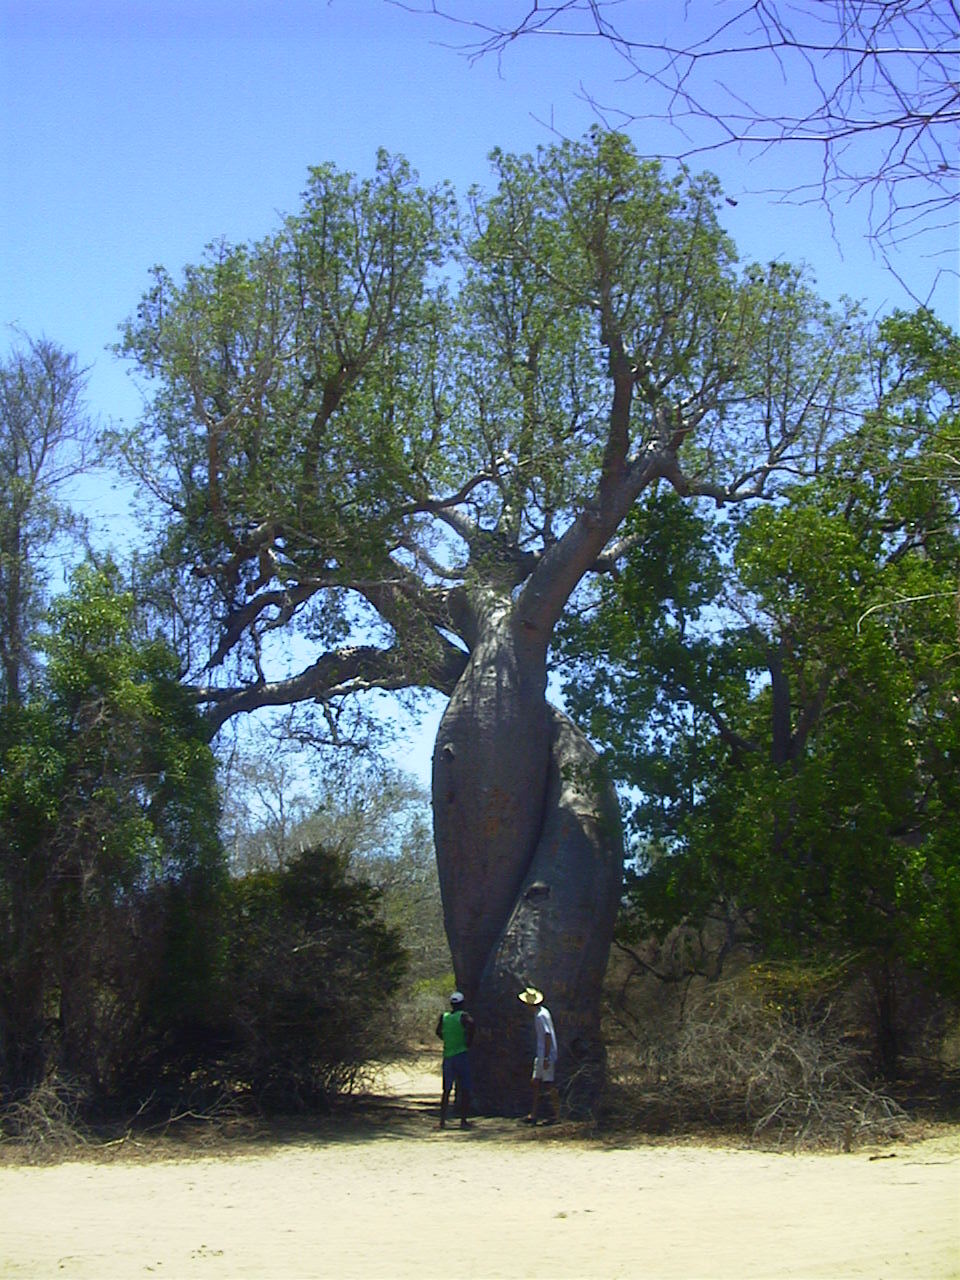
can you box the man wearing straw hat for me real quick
[518,986,560,1125]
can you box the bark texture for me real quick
[432,611,622,1115]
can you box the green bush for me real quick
[215,843,407,1111]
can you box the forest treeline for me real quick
[558,307,960,1081]
[0,562,411,1118]
[1,139,958,1142]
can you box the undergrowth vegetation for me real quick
[600,934,958,1150]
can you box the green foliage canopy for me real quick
[0,566,409,1113]
[559,309,960,1006]
[0,563,224,1096]
[115,131,864,737]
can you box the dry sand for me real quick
[1,1058,957,1280]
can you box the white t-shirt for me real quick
[534,1005,557,1063]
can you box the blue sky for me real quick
[2,0,956,781]
[3,2,954,440]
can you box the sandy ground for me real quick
[0,1059,957,1280]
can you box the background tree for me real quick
[355,807,449,991]
[218,723,323,873]
[0,563,224,1100]
[403,0,958,285]
[0,563,410,1119]
[0,335,97,704]
[559,308,960,1075]
[117,133,865,1111]
[219,726,432,875]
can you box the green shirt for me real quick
[441,1010,469,1058]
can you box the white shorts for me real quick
[532,1058,555,1082]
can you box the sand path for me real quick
[0,1059,957,1279]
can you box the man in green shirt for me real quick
[435,991,475,1129]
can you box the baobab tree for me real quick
[118,131,862,1111]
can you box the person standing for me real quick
[435,990,475,1129]
[518,986,560,1124]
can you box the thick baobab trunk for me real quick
[432,608,622,1115]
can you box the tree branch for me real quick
[197,640,466,736]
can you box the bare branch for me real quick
[403,0,959,265]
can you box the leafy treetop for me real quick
[117,131,865,739]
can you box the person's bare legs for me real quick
[543,1082,561,1122]
[525,1078,542,1123]
[458,1082,472,1128]
[526,1078,561,1125]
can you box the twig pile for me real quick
[606,983,909,1149]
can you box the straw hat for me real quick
[518,986,544,1006]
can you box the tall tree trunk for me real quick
[432,607,622,1115]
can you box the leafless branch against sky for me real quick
[397,1,959,270]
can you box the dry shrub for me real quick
[603,978,908,1149]
[116,1088,264,1155]
[0,1078,268,1164]
[0,1076,90,1161]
